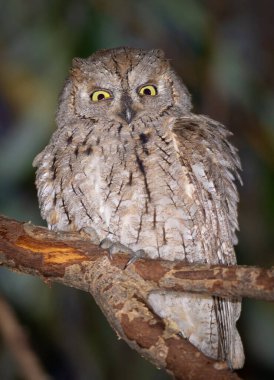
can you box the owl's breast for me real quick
[77,133,204,262]
[39,121,212,263]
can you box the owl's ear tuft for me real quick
[72,57,85,69]
[70,58,86,79]
[151,49,165,59]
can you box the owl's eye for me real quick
[138,85,157,96]
[91,90,112,102]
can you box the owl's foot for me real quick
[99,239,145,267]
[100,239,132,257]
[79,227,100,244]
[125,249,145,267]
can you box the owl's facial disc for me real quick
[68,48,192,124]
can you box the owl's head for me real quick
[57,47,191,126]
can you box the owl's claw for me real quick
[99,239,145,268]
[125,249,145,268]
[100,239,132,260]
[79,227,100,244]
[100,238,114,259]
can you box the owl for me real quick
[33,47,244,368]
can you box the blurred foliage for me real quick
[0,0,274,379]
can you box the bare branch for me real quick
[1,215,271,379]
[136,261,274,302]
[0,216,272,301]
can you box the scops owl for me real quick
[33,47,244,368]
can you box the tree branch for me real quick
[1,215,273,379]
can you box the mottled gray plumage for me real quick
[33,47,244,368]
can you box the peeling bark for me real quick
[1,215,273,379]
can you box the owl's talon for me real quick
[100,238,113,250]
[100,238,114,260]
[125,249,145,268]
[100,239,133,260]
[99,239,145,266]
[80,227,100,244]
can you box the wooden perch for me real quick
[0,215,273,379]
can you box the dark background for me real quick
[0,1,274,379]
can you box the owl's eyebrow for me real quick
[137,80,158,89]
[90,85,113,92]
[141,80,157,85]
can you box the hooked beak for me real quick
[118,94,136,124]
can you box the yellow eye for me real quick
[139,85,157,96]
[91,90,112,102]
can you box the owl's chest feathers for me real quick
[87,131,191,210]
[72,129,199,260]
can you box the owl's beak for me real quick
[119,94,136,124]
[124,107,135,124]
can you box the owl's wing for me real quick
[172,114,242,366]
[172,114,241,264]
